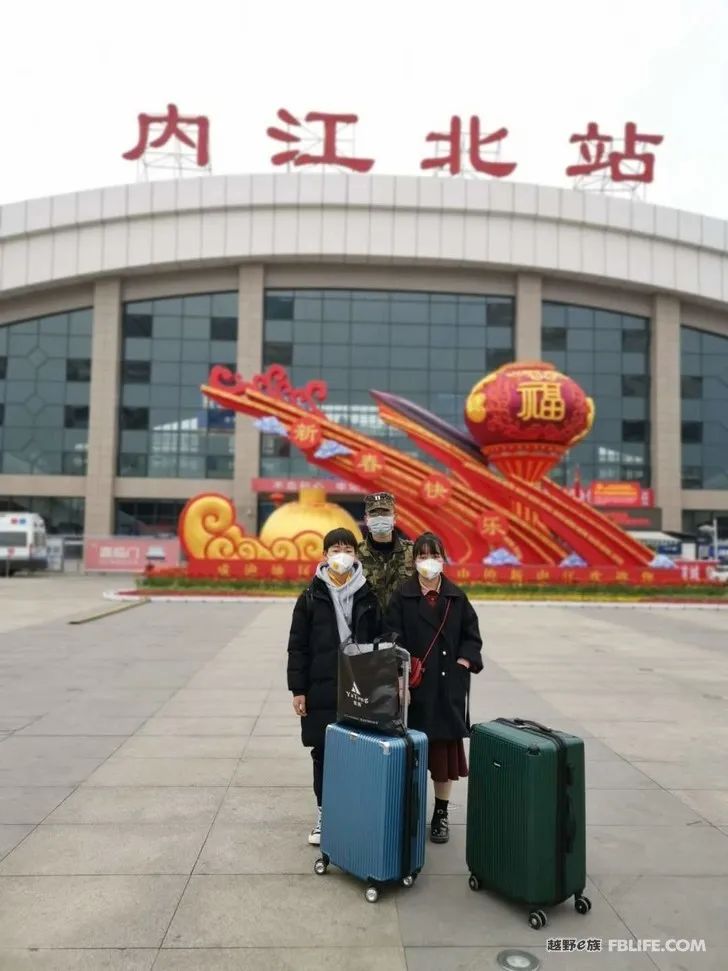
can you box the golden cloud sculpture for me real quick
[179,488,361,563]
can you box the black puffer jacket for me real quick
[287,575,381,748]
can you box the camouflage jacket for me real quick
[357,533,415,612]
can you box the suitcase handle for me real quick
[512,717,554,734]
[565,794,577,853]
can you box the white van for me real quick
[0,513,48,575]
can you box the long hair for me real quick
[413,531,447,561]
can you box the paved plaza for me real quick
[0,576,727,970]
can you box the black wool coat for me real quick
[287,575,381,748]
[385,576,483,741]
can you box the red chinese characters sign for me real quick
[84,538,181,573]
[121,106,664,184]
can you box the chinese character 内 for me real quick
[123,103,210,166]
[421,115,517,177]
[567,121,663,183]
[267,108,374,172]
[517,381,566,422]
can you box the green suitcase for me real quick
[466,717,591,928]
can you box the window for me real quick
[115,499,186,535]
[542,327,566,351]
[210,317,238,341]
[117,294,237,479]
[0,310,92,475]
[680,326,728,488]
[123,314,153,338]
[0,496,85,534]
[622,330,649,352]
[622,420,647,443]
[122,361,151,384]
[681,376,703,399]
[120,407,149,430]
[64,406,89,429]
[263,290,514,478]
[622,375,649,397]
[66,359,91,382]
[264,294,294,320]
[542,303,651,485]
[682,421,703,443]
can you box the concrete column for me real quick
[233,264,265,532]
[650,294,682,531]
[83,279,122,536]
[515,273,542,361]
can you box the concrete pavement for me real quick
[0,575,727,969]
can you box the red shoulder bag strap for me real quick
[420,598,452,669]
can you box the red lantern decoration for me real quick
[420,474,452,507]
[289,419,322,452]
[464,362,594,481]
[354,449,386,479]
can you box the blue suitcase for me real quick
[315,721,428,902]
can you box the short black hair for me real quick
[323,527,358,552]
[413,532,446,560]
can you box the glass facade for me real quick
[681,326,728,489]
[115,499,186,536]
[261,289,514,478]
[118,294,237,479]
[542,303,651,486]
[0,496,85,534]
[0,309,92,475]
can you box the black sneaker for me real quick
[430,812,449,844]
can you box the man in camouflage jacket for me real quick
[357,492,414,612]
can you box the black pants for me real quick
[311,743,325,807]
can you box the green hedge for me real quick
[137,575,727,600]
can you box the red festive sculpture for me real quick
[465,362,594,481]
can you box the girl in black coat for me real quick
[385,532,483,844]
[287,527,381,845]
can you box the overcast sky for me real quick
[2,0,726,217]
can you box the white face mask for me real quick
[416,557,443,580]
[327,552,355,575]
[366,515,395,536]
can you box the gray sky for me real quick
[2,0,727,216]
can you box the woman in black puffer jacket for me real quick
[287,527,381,845]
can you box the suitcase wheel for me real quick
[313,857,328,876]
[401,875,415,888]
[468,874,482,892]
[365,885,380,903]
[528,909,548,929]
[575,894,592,914]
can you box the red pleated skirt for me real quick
[428,739,468,782]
